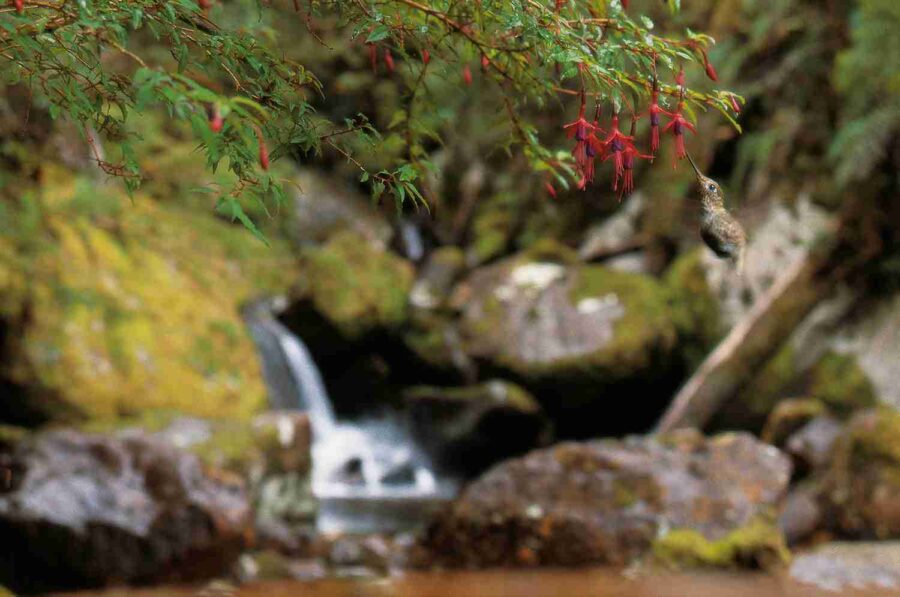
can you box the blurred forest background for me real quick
[1,0,900,594]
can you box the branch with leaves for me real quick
[0,0,741,236]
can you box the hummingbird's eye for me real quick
[707,183,717,192]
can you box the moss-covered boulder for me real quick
[664,248,724,371]
[405,380,550,475]
[823,409,900,538]
[422,431,791,568]
[451,249,677,436]
[0,166,297,425]
[285,229,414,349]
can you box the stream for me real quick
[55,568,900,597]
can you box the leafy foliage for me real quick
[1,0,739,233]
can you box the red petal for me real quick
[421,49,430,65]
[705,60,718,82]
[462,65,472,86]
[384,49,395,73]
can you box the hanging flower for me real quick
[384,48,395,73]
[663,101,697,167]
[481,54,490,73]
[208,105,223,133]
[600,113,635,189]
[462,64,473,86]
[421,48,430,65]
[545,181,557,198]
[675,66,686,88]
[645,88,672,158]
[619,118,652,199]
[563,95,602,188]
[729,95,742,114]
[368,43,378,73]
[256,128,270,171]
[703,55,718,82]
[14,0,23,13]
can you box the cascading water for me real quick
[244,297,456,533]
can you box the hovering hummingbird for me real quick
[687,153,747,273]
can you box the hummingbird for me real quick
[687,153,746,273]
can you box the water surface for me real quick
[62,568,900,597]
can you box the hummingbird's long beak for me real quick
[686,152,703,179]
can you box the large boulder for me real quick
[284,230,414,348]
[422,431,791,569]
[0,165,296,426]
[0,429,251,593]
[404,380,550,475]
[822,409,900,538]
[450,247,677,436]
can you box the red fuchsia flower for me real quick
[421,48,430,65]
[14,0,23,13]
[545,181,557,198]
[703,55,718,82]
[256,129,270,171]
[208,105,223,133]
[368,43,378,73]
[729,95,742,114]
[198,0,212,10]
[619,119,652,199]
[645,87,673,158]
[563,95,602,189]
[675,66,686,88]
[555,0,567,11]
[621,0,629,10]
[462,64,473,86]
[663,101,697,168]
[384,48,395,73]
[600,113,635,190]
[481,54,490,73]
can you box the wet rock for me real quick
[409,247,467,311]
[778,483,824,545]
[405,380,550,475]
[286,230,414,346]
[290,169,391,248]
[451,249,677,437]
[791,542,900,592]
[785,415,842,472]
[0,429,250,593]
[823,409,900,538]
[578,194,645,262]
[664,249,725,372]
[423,431,791,568]
[760,399,826,446]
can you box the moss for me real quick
[760,398,826,445]
[0,164,298,423]
[405,380,541,414]
[808,351,877,416]
[732,345,801,426]
[652,518,790,569]
[299,230,413,340]
[0,586,15,597]
[664,249,724,370]
[843,408,900,463]
[189,420,282,475]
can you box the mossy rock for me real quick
[292,230,414,342]
[0,165,297,424]
[652,518,790,570]
[807,351,877,416]
[455,253,677,436]
[824,409,900,537]
[0,586,15,597]
[664,248,724,371]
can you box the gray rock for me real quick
[0,429,250,593]
[778,483,823,545]
[791,542,900,592]
[786,415,843,472]
[422,431,791,567]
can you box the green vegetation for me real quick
[653,518,790,569]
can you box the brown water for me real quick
[63,568,900,597]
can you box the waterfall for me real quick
[244,297,456,533]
